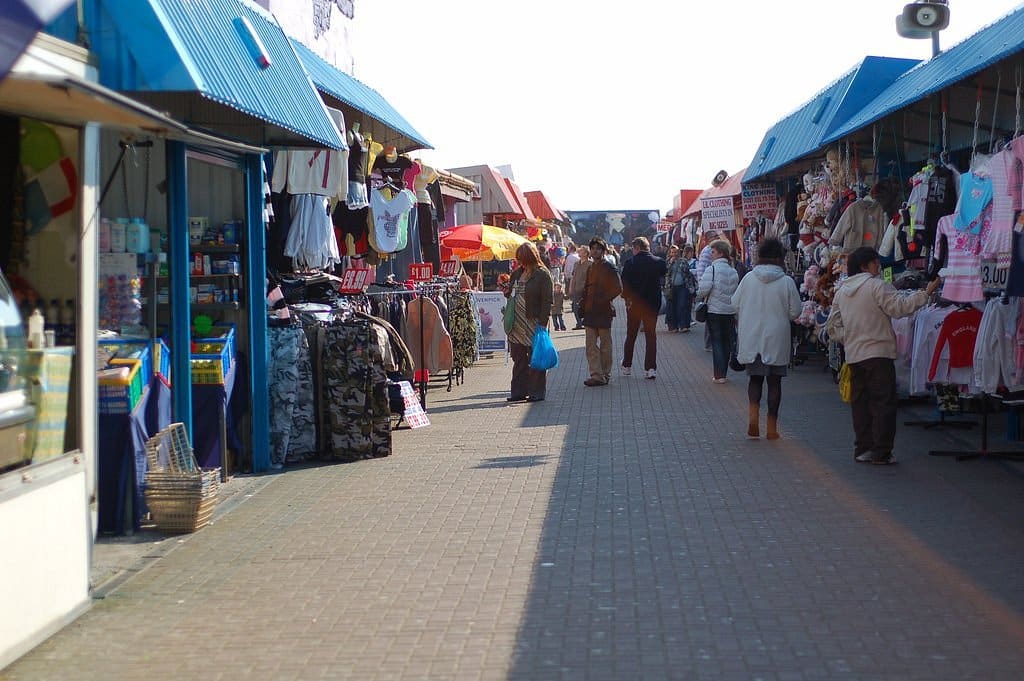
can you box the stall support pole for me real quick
[166,141,192,439]
[245,154,270,473]
[419,292,427,410]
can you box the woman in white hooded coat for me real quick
[732,238,802,440]
[696,239,739,383]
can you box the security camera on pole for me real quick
[895,0,950,56]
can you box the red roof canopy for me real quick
[503,178,536,221]
[524,190,564,221]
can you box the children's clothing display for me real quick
[284,194,340,270]
[927,306,982,382]
[828,196,884,252]
[972,297,1019,393]
[932,212,988,303]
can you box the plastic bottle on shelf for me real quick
[28,309,44,349]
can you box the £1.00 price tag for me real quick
[338,267,371,293]
[409,263,434,281]
[438,259,461,277]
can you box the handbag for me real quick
[838,362,852,403]
[503,286,517,334]
[530,325,559,370]
[694,263,715,323]
[729,353,746,372]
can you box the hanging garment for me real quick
[928,306,982,382]
[369,188,416,253]
[973,297,1019,393]
[447,291,479,370]
[285,194,340,270]
[828,197,884,252]
[414,164,439,204]
[982,148,1020,269]
[271,109,349,199]
[355,311,415,379]
[267,326,317,466]
[925,165,959,238]
[373,155,416,189]
[932,211,988,303]
[333,203,370,257]
[404,296,453,373]
[909,304,970,394]
[1006,212,1024,297]
[953,171,994,233]
[427,179,446,223]
[321,319,391,461]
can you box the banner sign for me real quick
[472,291,508,351]
[409,263,433,282]
[700,196,737,232]
[741,184,777,218]
[337,267,371,293]
[439,259,461,277]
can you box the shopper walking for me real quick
[551,281,567,331]
[503,241,553,403]
[620,236,667,379]
[568,245,591,329]
[827,247,940,464]
[732,238,803,440]
[697,239,739,383]
[696,230,719,351]
[580,237,623,386]
[666,244,696,332]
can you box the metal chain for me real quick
[989,68,1001,152]
[1015,62,1022,140]
[971,80,982,157]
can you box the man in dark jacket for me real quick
[580,237,623,386]
[620,236,667,379]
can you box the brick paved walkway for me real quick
[6,307,1024,680]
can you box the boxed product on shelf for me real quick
[98,360,145,414]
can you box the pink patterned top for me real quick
[933,210,990,303]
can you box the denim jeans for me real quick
[673,285,693,329]
[706,312,736,379]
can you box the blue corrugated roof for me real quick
[90,0,344,149]
[826,5,1024,144]
[744,56,919,183]
[291,39,432,152]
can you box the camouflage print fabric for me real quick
[286,328,317,463]
[320,319,392,461]
[268,326,318,466]
[448,292,479,370]
[268,326,300,466]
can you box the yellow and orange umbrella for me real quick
[439,224,529,261]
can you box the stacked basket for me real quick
[144,423,220,533]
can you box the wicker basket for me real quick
[143,424,220,533]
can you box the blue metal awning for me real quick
[291,39,432,153]
[825,5,1024,145]
[86,0,344,149]
[744,56,919,183]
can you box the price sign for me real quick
[439,259,461,277]
[338,267,371,293]
[409,263,434,281]
[980,259,1008,291]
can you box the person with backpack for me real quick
[666,244,697,332]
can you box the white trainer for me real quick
[644,369,656,380]
[620,365,632,376]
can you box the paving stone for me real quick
[6,306,1024,679]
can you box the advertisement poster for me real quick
[741,184,777,218]
[472,291,507,351]
[700,196,737,232]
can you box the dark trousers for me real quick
[571,296,583,327]
[622,303,658,370]
[849,357,897,456]
[672,285,693,330]
[510,341,546,399]
[707,312,736,379]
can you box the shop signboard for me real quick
[472,291,507,351]
[700,196,736,232]
[741,184,777,218]
[409,263,433,282]
[439,259,461,278]
[338,267,370,293]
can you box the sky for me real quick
[351,1,1023,216]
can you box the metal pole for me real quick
[166,141,192,438]
[932,31,940,58]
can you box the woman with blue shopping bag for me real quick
[500,241,554,403]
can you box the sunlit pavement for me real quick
[7,303,1024,680]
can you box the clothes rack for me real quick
[928,393,1024,461]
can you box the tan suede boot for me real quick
[766,415,780,440]
[747,404,760,439]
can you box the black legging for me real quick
[748,375,782,417]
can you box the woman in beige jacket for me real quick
[827,247,940,465]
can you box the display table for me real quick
[192,364,236,477]
[96,377,172,534]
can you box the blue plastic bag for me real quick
[530,325,559,370]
